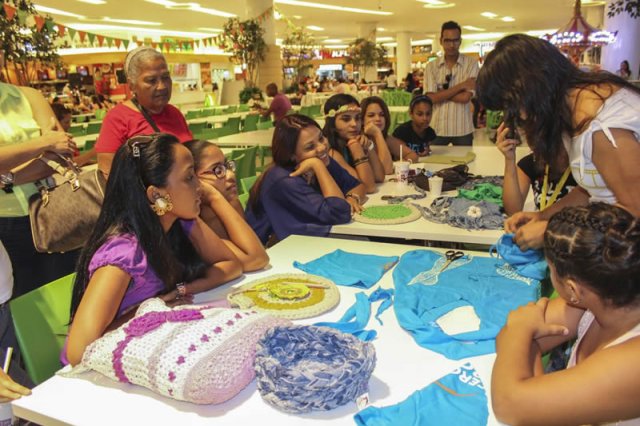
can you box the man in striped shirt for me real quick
[424,21,479,146]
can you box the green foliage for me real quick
[281,23,316,85]
[607,0,640,18]
[239,86,263,104]
[346,38,387,70]
[220,18,267,87]
[0,0,61,84]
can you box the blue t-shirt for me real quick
[246,158,359,244]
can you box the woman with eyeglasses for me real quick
[322,94,386,192]
[477,34,640,250]
[184,140,268,271]
[246,114,366,245]
[64,133,242,366]
[391,95,436,159]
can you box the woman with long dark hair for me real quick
[65,133,242,366]
[322,94,385,192]
[477,34,640,249]
[246,114,366,245]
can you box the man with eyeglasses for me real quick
[424,21,479,146]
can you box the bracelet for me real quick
[176,282,188,299]
[346,193,361,204]
[353,157,369,167]
[0,172,14,194]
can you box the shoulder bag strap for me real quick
[131,97,161,133]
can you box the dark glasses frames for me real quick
[443,74,453,90]
[200,160,236,179]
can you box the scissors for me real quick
[439,250,465,273]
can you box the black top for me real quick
[392,121,437,155]
[517,153,577,210]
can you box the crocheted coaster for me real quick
[254,325,376,414]
[227,273,340,319]
[354,203,421,225]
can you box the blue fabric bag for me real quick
[490,233,548,280]
[393,249,540,359]
[354,363,488,426]
[293,249,398,289]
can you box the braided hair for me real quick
[544,203,640,307]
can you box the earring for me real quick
[151,193,173,216]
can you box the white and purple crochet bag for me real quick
[69,298,290,404]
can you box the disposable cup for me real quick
[429,176,443,197]
[0,402,14,426]
[394,161,410,185]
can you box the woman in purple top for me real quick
[246,114,366,245]
[65,133,242,366]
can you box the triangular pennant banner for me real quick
[106,37,113,48]
[34,15,45,32]
[164,42,171,53]
[123,39,130,49]
[78,31,87,43]
[136,41,143,47]
[68,27,77,40]
[16,9,28,25]
[151,42,157,49]
[97,35,105,46]
[88,32,96,45]
[57,24,66,37]
[2,3,16,21]
[114,38,122,49]
[44,18,55,33]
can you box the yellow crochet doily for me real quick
[227,274,340,319]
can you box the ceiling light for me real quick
[463,32,505,40]
[103,17,162,25]
[480,12,498,18]
[376,37,394,42]
[322,39,342,44]
[501,16,515,22]
[411,38,434,46]
[274,11,282,19]
[423,3,455,9]
[144,0,176,6]
[306,25,324,31]
[33,5,86,18]
[323,44,349,49]
[77,0,107,4]
[463,25,485,31]
[377,27,386,32]
[64,23,224,39]
[292,15,302,19]
[418,0,445,4]
[197,27,222,32]
[144,0,235,17]
[275,0,392,16]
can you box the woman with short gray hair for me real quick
[96,47,193,177]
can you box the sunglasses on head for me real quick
[443,74,453,90]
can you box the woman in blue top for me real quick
[246,114,366,245]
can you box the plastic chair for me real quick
[243,114,259,132]
[256,120,274,130]
[188,122,208,136]
[10,273,75,385]
[68,125,86,137]
[257,146,272,172]
[94,109,107,120]
[238,192,250,210]
[240,175,258,194]
[224,116,242,133]
[199,128,219,141]
[231,146,258,182]
[85,121,102,136]
[185,110,201,120]
[238,104,250,112]
[82,139,96,152]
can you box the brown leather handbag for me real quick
[28,153,106,253]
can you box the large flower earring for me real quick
[151,193,173,216]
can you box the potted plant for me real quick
[220,17,267,93]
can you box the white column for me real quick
[245,0,282,90]
[358,22,379,83]
[601,1,640,79]
[396,32,412,84]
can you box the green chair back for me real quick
[201,108,216,117]
[308,104,322,118]
[82,139,96,152]
[224,105,238,114]
[238,104,250,112]
[242,114,259,132]
[240,175,258,194]
[94,109,107,120]
[256,120,274,130]
[199,128,219,141]
[185,110,201,120]
[238,192,249,210]
[231,146,258,181]
[10,273,75,385]
[85,121,102,136]
[224,116,242,133]
[299,106,311,117]
[188,122,208,136]
[68,125,86,137]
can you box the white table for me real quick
[12,235,501,426]
[187,112,251,126]
[215,128,274,148]
[330,145,532,245]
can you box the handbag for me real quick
[435,164,474,192]
[28,152,106,253]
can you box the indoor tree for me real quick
[607,0,640,18]
[220,17,267,88]
[346,38,387,82]
[281,23,316,86]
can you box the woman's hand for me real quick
[346,196,364,214]
[290,157,325,179]
[513,220,548,250]
[505,298,569,340]
[199,179,224,205]
[159,289,194,307]
[504,210,542,233]
[38,131,77,156]
[0,369,31,402]
[363,122,382,139]
[346,136,367,158]
[496,123,517,161]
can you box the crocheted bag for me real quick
[254,325,376,414]
[73,298,290,404]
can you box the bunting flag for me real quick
[97,34,104,47]
[44,18,55,33]
[57,24,66,37]
[78,31,87,43]
[114,38,122,49]
[68,27,77,40]
[106,37,113,48]
[34,15,45,31]
[164,42,171,53]
[136,41,143,47]
[151,42,157,49]
[123,39,130,49]
[87,32,96,45]
[16,9,27,25]
[2,3,16,21]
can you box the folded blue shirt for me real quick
[293,249,399,289]
[354,363,488,426]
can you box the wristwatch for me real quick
[0,172,15,193]
[176,282,188,299]
[346,192,361,204]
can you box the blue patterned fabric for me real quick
[294,249,398,289]
[314,287,394,341]
[354,363,488,426]
[490,233,548,280]
[393,249,540,359]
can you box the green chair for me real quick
[224,116,242,133]
[10,273,75,385]
[68,125,86,137]
[257,146,272,172]
[201,108,216,117]
[299,106,311,117]
[256,120,274,130]
[85,121,102,136]
[185,110,201,120]
[238,104,250,112]
[231,146,258,182]
[238,192,250,210]
[199,128,219,141]
[240,175,258,194]
[94,109,107,120]
[242,114,259,132]
[308,104,322,118]
[224,105,238,114]
[188,122,208,136]
[82,139,96,152]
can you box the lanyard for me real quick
[540,166,571,211]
